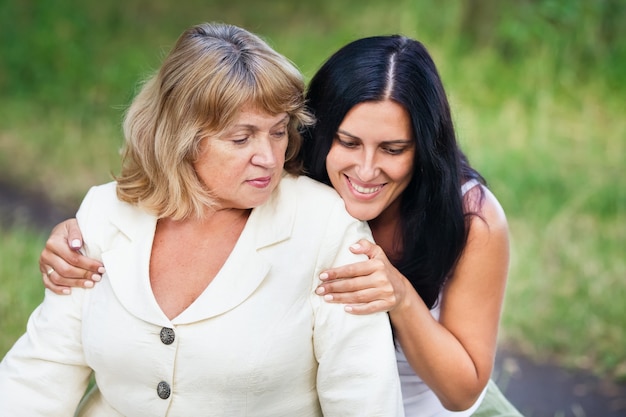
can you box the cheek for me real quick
[391,170,413,197]
[325,145,344,177]
[274,139,289,163]
[325,157,349,199]
[388,153,414,184]
[193,156,222,182]
[278,143,289,164]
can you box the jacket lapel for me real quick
[100,202,171,325]
[99,175,297,325]
[174,177,297,323]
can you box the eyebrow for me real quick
[336,129,412,144]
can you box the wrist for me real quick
[391,277,416,315]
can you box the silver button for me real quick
[160,327,175,345]
[157,381,171,399]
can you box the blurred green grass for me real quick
[1,0,625,380]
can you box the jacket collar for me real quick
[100,174,297,325]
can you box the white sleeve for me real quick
[0,189,101,416]
[0,289,92,416]
[312,204,405,417]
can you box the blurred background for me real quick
[1,0,624,415]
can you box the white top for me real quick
[460,178,480,196]
[397,179,486,416]
[0,175,404,417]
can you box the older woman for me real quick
[0,23,403,417]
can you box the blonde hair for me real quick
[116,22,314,220]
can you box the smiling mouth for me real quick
[347,177,384,194]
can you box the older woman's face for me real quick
[325,100,415,222]
[195,106,289,210]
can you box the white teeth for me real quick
[349,178,382,194]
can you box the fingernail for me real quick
[92,274,102,282]
[324,294,333,301]
[84,281,94,288]
[345,305,353,312]
[350,243,361,250]
[70,239,82,249]
[62,288,71,295]
[97,266,106,274]
[315,287,325,295]
[319,272,329,280]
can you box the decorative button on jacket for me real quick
[159,327,175,345]
[157,381,171,399]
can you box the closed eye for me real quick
[381,146,408,155]
[232,136,250,145]
[335,134,360,149]
[271,130,287,139]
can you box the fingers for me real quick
[320,257,384,282]
[321,240,385,282]
[316,275,396,309]
[316,239,398,314]
[41,244,104,278]
[317,285,380,303]
[42,265,98,291]
[64,218,83,250]
[344,300,391,315]
[41,255,104,290]
[317,279,395,302]
[41,264,97,295]
[42,271,73,295]
[317,285,394,315]
[349,239,383,258]
[40,219,105,291]
[41,269,93,295]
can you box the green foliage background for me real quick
[1,0,624,381]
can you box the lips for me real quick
[346,176,384,195]
[247,176,272,188]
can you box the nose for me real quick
[250,136,278,168]
[354,149,379,181]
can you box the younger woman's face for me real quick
[325,100,415,221]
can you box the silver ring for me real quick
[46,267,54,276]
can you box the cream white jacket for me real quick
[0,174,403,417]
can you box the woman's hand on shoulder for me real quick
[40,219,105,295]
[315,239,408,314]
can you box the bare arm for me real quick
[316,187,509,410]
[39,219,105,294]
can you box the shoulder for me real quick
[280,174,342,201]
[277,174,347,214]
[465,185,508,246]
[77,182,118,217]
[78,181,138,219]
[77,181,155,249]
[85,181,118,199]
[271,174,368,236]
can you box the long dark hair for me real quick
[302,35,484,308]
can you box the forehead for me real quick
[339,100,412,139]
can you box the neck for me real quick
[368,202,402,261]
[160,207,251,231]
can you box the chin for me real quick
[345,206,379,222]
